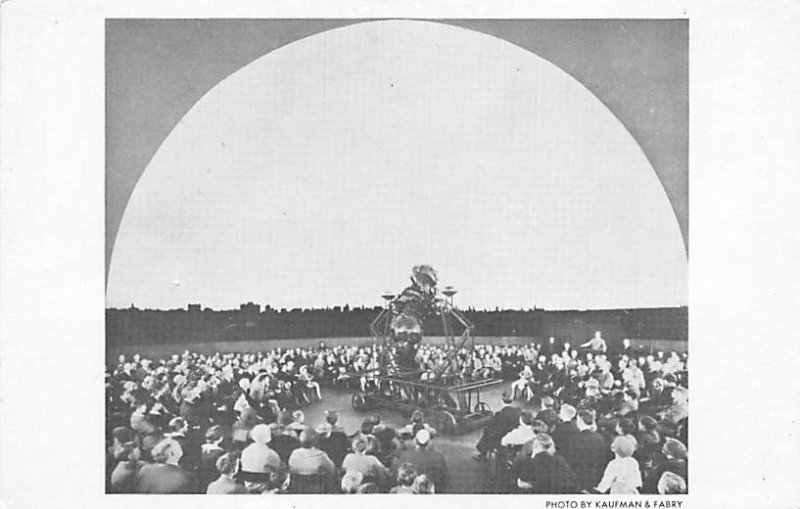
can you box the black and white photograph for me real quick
[1,2,800,508]
[104,18,688,495]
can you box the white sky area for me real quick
[107,20,687,311]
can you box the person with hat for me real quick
[239,424,281,484]
[391,429,448,493]
[473,391,521,461]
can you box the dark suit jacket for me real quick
[551,421,580,458]
[392,447,448,492]
[271,433,301,464]
[491,405,522,436]
[560,430,608,490]
[515,452,581,494]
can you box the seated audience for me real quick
[106,341,688,495]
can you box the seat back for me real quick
[288,472,332,494]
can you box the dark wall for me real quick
[106,305,687,347]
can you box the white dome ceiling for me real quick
[108,20,687,310]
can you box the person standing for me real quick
[581,331,608,353]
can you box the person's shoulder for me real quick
[111,460,138,473]
[530,452,553,468]
[172,464,197,480]
[206,478,225,493]
[137,462,161,475]
[622,456,640,468]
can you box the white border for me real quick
[2,1,800,508]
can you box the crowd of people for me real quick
[106,333,688,494]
